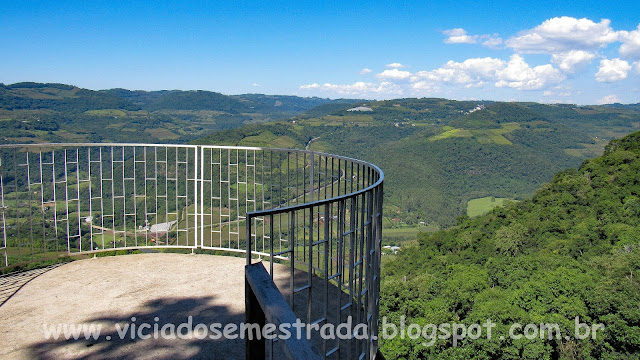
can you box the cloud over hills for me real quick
[300,16,640,102]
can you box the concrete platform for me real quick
[0,253,266,359]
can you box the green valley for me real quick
[196,98,640,228]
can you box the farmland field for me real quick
[466,196,515,217]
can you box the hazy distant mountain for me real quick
[0,82,353,144]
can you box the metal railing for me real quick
[0,143,383,359]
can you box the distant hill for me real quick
[380,131,640,359]
[195,98,640,227]
[0,82,350,144]
[0,82,137,112]
[232,93,358,115]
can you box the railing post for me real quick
[245,267,266,360]
[199,146,205,249]
[246,214,252,266]
[194,147,198,248]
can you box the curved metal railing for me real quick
[0,143,383,359]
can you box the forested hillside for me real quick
[380,131,640,359]
[0,82,351,144]
[195,99,640,228]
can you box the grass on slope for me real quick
[466,196,515,217]
[429,123,519,145]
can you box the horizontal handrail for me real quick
[1,142,383,216]
[245,262,321,360]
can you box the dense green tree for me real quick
[380,131,640,359]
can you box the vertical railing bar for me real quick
[336,198,345,358]
[323,156,328,201]
[330,157,334,277]
[120,146,126,247]
[12,149,20,260]
[208,148,212,248]
[227,149,231,249]
[26,150,34,261]
[246,214,252,265]
[247,150,252,254]
[349,196,357,357]
[219,148,222,248]
[75,148,81,253]
[174,147,179,246]
[237,149,241,249]
[63,149,70,254]
[365,189,374,359]
[269,214,274,276]
[289,210,295,308]
[373,183,384,358]
[302,152,306,264]
[132,147,138,247]
[202,147,207,248]
[143,147,148,246]
[110,147,116,248]
[99,148,105,251]
[323,202,330,360]
[35,150,43,257]
[357,193,366,348]
[317,157,321,270]
[194,146,200,248]
[164,147,169,247]
[51,149,59,255]
[262,150,266,213]
[39,150,46,257]
[185,147,189,246]
[154,147,158,247]
[260,150,264,254]
[307,205,313,326]
[0,152,7,267]
[87,148,93,251]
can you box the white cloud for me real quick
[465,81,485,88]
[595,58,632,82]
[619,24,640,58]
[495,55,565,90]
[597,94,621,104]
[385,63,406,68]
[376,69,412,80]
[551,50,596,72]
[482,37,503,48]
[300,83,320,89]
[360,68,372,75]
[299,81,403,98]
[443,29,502,48]
[635,61,640,73]
[411,57,506,84]
[410,81,436,91]
[506,17,618,53]
[409,56,563,91]
[443,28,477,44]
[251,82,261,87]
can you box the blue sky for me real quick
[1,1,640,104]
